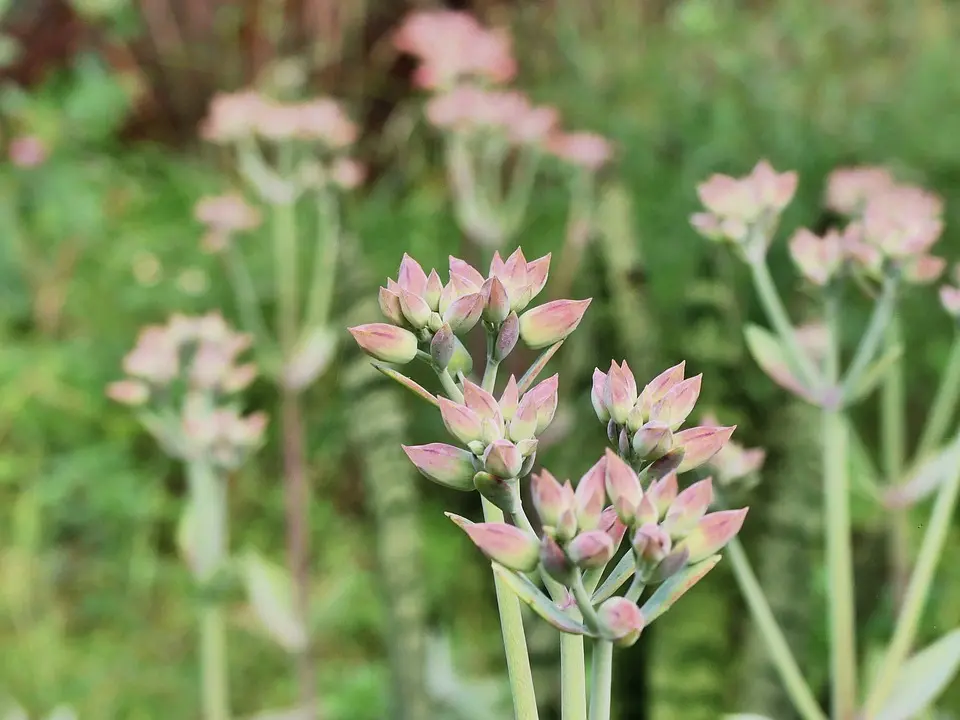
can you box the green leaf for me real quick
[516,341,564,394]
[240,550,309,653]
[875,629,960,720]
[590,551,635,604]
[490,563,591,636]
[743,324,814,402]
[639,555,721,623]
[884,441,960,508]
[843,342,903,405]
[371,361,439,408]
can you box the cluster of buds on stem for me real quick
[107,312,267,469]
[591,360,735,476]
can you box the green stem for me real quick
[748,258,820,388]
[727,538,826,720]
[571,571,602,632]
[823,294,858,720]
[841,274,899,399]
[437,367,464,403]
[222,243,278,356]
[863,432,960,716]
[882,319,910,609]
[916,334,960,459]
[482,496,540,720]
[588,641,613,720]
[304,184,340,333]
[201,605,230,720]
[624,574,645,604]
[483,331,501,394]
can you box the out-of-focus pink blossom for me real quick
[546,132,612,171]
[195,193,262,254]
[903,254,946,285]
[8,135,47,167]
[426,86,559,146]
[825,166,897,215]
[861,185,944,259]
[394,10,517,89]
[200,90,266,142]
[788,227,844,286]
[941,285,960,318]
[331,157,366,189]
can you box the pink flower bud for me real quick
[602,361,637,425]
[523,373,559,435]
[378,286,406,326]
[107,379,150,406]
[509,391,540,442]
[402,443,477,491]
[575,456,607,531]
[423,270,443,311]
[495,312,520,360]
[448,335,474,377]
[649,374,702,430]
[599,506,628,548]
[448,256,486,287]
[499,375,520,421]
[443,292,484,334]
[540,534,573,583]
[431,323,456,370]
[463,381,504,431]
[676,508,749,564]
[647,472,678,518]
[483,439,524,478]
[597,597,645,647]
[632,523,672,566]
[518,299,592,349]
[532,470,572,528]
[526,254,551,303]
[788,228,844,286]
[638,361,686,416]
[632,422,673,460]
[482,276,512,324]
[568,530,615,569]
[348,323,419,364]
[604,449,643,525]
[591,368,610,423]
[663,478,715,538]
[449,515,540,572]
[398,253,429,297]
[941,285,960,317]
[674,425,736,473]
[438,397,484,446]
[399,288,432,328]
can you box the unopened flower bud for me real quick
[473,471,519,514]
[499,376,520,421]
[540,534,573,584]
[632,523,672,568]
[646,448,685,482]
[519,450,537,477]
[626,403,646,433]
[518,299,592,349]
[675,508,748,564]
[599,506,629,548]
[591,369,610,423]
[444,292,485,334]
[447,336,474,377]
[483,439,524,479]
[402,443,477,491]
[647,473,678,518]
[427,311,444,333]
[483,276,511,324]
[348,323,419,364]
[378,287,405,326]
[431,323,455,369]
[604,449,643,525]
[607,418,619,445]
[568,530,615,569]
[618,427,631,458]
[597,597,645,647]
[525,374,559,435]
[663,478,714,538]
[509,397,539,442]
[449,515,540,572]
[602,361,637,425]
[649,374,702,430]
[674,425,736,473]
[399,288,432,328]
[424,270,443,311]
[439,397,484,445]
[575,457,607,531]
[495,312,520,361]
[632,422,673,459]
[638,362,686,417]
[532,470,571,525]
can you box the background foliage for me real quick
[1,0,959,717]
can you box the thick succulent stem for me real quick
[588,640,613,720]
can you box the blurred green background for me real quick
[1,0,959,718]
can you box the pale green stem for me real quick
[304,183,340,332]
[916,334,960,459]
[727,538,826,720]
[201,605,229,720]
[222,243,278,356]
[503,147,542,239]
[571,570,601,632]
[882,319,910,609]
[863,431,960,716]
[483,331,501,394]
[588,641,613,720]
[273,147,299,354]
[624,574,645,604]
[841,274,899,399]
[437,367,464,404]
[748,258,820,388]
[823,293,858,720]
[482,496,540,720]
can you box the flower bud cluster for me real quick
[194,192,263,254]
[107,313,267,469]
[349,249,591,366]
[690,160,799,259]
[590,360,734,475]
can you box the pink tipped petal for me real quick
[650,374,703,430]
[483,439,524,479]
[524,373,559,434]
[568,530,616,569]
[402,443,477,491]
[597,597,645,647]
[348,324,419,364]
[499,375,520,420]
[509,394,540,442]
[443,292,484,334]
[591,368,610,423]
[526,254,551,301]
[378,286,405,325]
[518,299,592,349]
[647,472,679,517]
[398,253,428,296]
[399,288,432,328]
[532,470,571,528]
[674,425,736,473]
[424,270,444,310]
[463,380,503,427]
[575,455,607,531]
[454,519,540,572]
[677,508,749,564]
[604,448,643,524]
[449,256,486,288]
[438,397,484,445]
[639,361,686,413]
[663,477,715,538]
[603,361,635,425]
[482,276,512,324]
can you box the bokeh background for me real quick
[1,0,959,718]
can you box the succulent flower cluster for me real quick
[350,249,747,653]
[591,361,735,477]
[108,313,267,469]
[349,249,590,368]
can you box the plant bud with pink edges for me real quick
[663,478,715,538]
[676,508,749,564]
[348,323,419,364]
[597,597,645,647]
[604,449,643,525]
[449,515,540,572]
[519,299,592,349]
[574,456,607,531]
[568,530,615,569]
[674,425,736,473]
[402,443,477,491]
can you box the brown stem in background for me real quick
[280,387,317,718]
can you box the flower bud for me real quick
[618,427,631,458]
[519,449,537,477]
[444,292,484,334]
[625,403,646,433]
[652,546,690,583]
[449,516,540,572]
[473,472,519,514]
[509,394,539,442]
[424,269,443,311]
[525,374,559,435]
[540,534,573,584]
[632,422,673,459]
[591,368,610,423]
[647,473,678,518]
[649,374,702,430]
[107,379,150,406]
[575,456,607,531]
[603,361,636,425]
[499,376,520,421]
[607,418,619,445]
[483,439,524,479]
[674,425,736,473]
[532,470,570,525]
[638,361,685,416]
[675,508,748,564]
[482,276,512,324]
[402,443,477,491]
[495,312,520,361]
[518,299,592,349]
[348,323,419,364]
[399,288,432,329]
[663,478,714,538]
[447,335,474,376]
[568,530,616,569]
[398,253,428,295]
[632,523,672,567]
[604,449,643,525]
[438,397,484,446]
[597,597,645,647]
[378,286,405,326]
[427,311,444,333]
[599,506,629,549]
[430,323,455,369]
